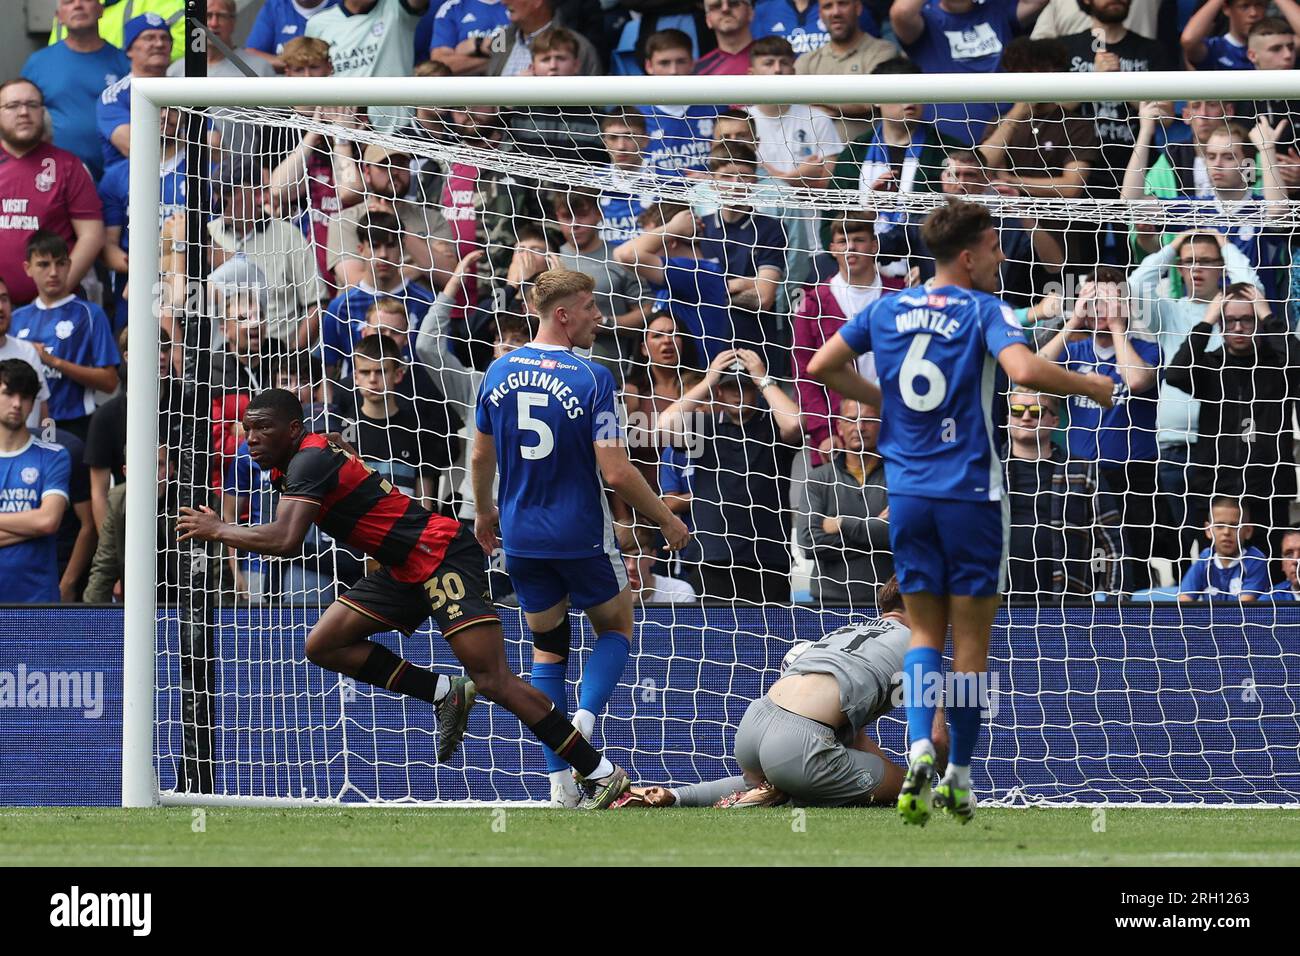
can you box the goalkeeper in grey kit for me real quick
[620,577,949,808]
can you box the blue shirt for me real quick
[638,105,722,176]
[96,74,132,176]
[476,343,620,558]
[1267,580,1300,602]
[10,296,121,422]
[422,0,507,54]
[98,155,187,253]
[597,170,668,247]
[1062,336,1161,466]
[598,189,653,247]
[1180,545,1272,600]
[840,285,1027,501]
[656,257,761,363]
[751,0,879,55]
[21,41,130,181]
[903,0,1017,145]
[320,282,435,367]
[659,445,694,502]
[247,0,341,54]
[224,440,275,577]
[0,438,71,603]
[700,209,787,280]
[1198,33,1252,71]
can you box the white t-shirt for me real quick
[0,335,51,429]
[829,272,882,383]
[306,0,421,130]
[643,575,698,604]
[207,218,328,342]
[747,105,844,173]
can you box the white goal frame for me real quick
[123,70,1300,807]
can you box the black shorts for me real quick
[337,526,498,638]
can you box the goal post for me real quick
[123,71,1300,808]
[123,98,160,809]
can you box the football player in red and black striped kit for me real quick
[177,387,631,808]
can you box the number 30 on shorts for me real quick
[424,572,467,610]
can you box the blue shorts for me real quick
[505,551,628,613]
[887,495,1006,597]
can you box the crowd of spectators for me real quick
[6,0,1300,606]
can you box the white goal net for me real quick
[124,73,1300,807]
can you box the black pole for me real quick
[177,0,215,794]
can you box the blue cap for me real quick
[123,12,171,53]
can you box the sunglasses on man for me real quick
[1009,404,1053,419]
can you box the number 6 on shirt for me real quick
[899,333,948,412]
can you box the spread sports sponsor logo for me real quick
[506,354,578,371]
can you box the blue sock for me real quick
[902,647,943,750]
[948,673,985,770]
[577,632,631,717]
[530,661,568,773]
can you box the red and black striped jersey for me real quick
[270,433,458,583]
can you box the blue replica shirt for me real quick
[96,73,132,176]
[476,343,620,558]
[597,169,668,247]
[1062,336,1161,466]
[21,41,130,181]
[423,0,508,53]
[839,286,1027,501]
[98,155,187,253]
[1180,545,1272,600]
[1199,33,1252,71]
[903,0,1017,145]
[319,282,435,367]
[751,0,879,55]
[247,0,341,54]
[1267,580,1300,601]
[638,105,722,176]
[599,189,653,247]
[0,438,71,603]
[10,296,121,422]
[656,257,762,363]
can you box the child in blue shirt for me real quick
[1179,496,1272,601]
[1182,0,1268,71]
[9,231,120,439]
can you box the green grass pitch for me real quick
[2,807,1297,866]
